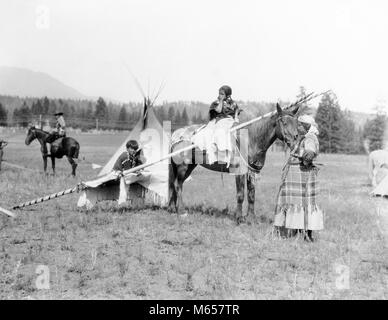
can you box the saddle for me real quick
[171,124,248,175]
[46,132,66,144]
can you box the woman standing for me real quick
[274,114,324,241]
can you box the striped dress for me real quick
[274,133,324,231]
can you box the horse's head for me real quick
[274,103,300,150]
[25,127,37,145]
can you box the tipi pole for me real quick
[12,185,81,210]
[231,91,328,132]
[122,91,329,175]
[122,144,197,176]
[0,206,15,217]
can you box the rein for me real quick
[239,113,296,174]
[276,113,295,147]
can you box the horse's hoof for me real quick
[167,206,177,214]
[236,216,245,225]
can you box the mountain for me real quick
[0,66,86,99]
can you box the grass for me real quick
[0,129,387,299]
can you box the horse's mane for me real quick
[247,107,295,147]
[30,127,50,135]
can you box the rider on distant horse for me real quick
[47,112,66,143]
[55,112,66,137]
[192,85,240,166]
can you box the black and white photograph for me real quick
[0,0,387,302]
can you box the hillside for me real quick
[0,66,86,99]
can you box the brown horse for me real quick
[168,103,301,223]
[25,127,80,176]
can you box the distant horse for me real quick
[169,103,301,223]
[368,149,388,187]
[25,127,80,176]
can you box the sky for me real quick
[1,0,388,112]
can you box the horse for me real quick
[25,127,80,176]
[168,103,301,223]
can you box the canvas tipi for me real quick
[77,98,170,209]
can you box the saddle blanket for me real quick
[171,122,248,175]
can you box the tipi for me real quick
[77,98,170,209]
[371,165,388,197]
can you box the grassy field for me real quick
[0,129,387,299]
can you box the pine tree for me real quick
[42,96,50,114]
[168,106,175,123]
[315,92,343,153]
[85,102,94,119]
[296,86,313,114]
[341,111,363,154]
[118,106,127,125]
[32,99,43,115]
[15,101,32,127]
[364,114,386,152]
[62,102,71,116]
[0,103,8,126]
[174,109,182,125]
[181,107,189,125]
[95,97,108,120]
[48,100,57,115]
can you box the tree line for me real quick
[314,90,385,154]
[0,90,385,155]
[0,96,207,131]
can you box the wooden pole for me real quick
[0,206,15,217]
[121,144,197,176]
[13,185,80,209]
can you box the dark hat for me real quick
[219,85,232,97]
[54,112,64,116]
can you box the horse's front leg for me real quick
[175,163,191,214]
[168,182,178,212]
[41,145,48,174]
[246,170,257,224]
[235,174,245,224]
[51,156,56,175]
[175,179,185,214]
[42,155,48,174]
[168,165,178,212]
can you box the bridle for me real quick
[26,128,37,144]
[276,113,297,150]
[236,113,297,175]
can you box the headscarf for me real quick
[298,114,319,135]
[219,85,232,97]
